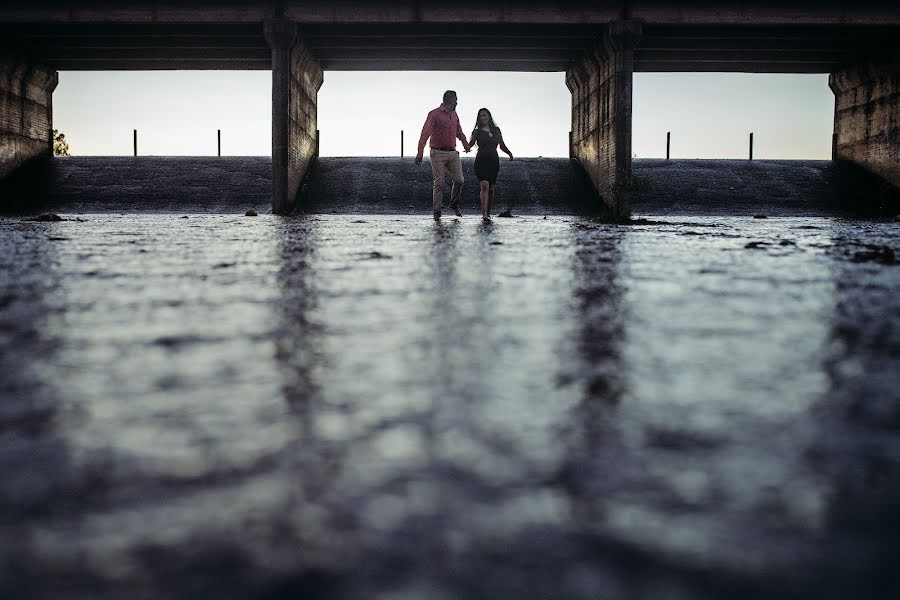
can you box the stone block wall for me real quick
[287,39,322,204]
[830,54,899,189]
[0,54,57,181]
[566,21,641,220]
[566,60,598,194]
[265,19,322,214]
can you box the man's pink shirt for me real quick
[417,105,469,155]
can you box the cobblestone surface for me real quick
[1,213,898,599]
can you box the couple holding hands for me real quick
[415,90,514,222]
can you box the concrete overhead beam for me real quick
[1,2,899,26]
[1,19,895,73]
[634,62,845,74]
[41,59,273,70]
[319,59,572,71]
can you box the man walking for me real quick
[415,90,471,219]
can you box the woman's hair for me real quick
[472,108,499,136]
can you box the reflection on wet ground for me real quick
[0,214,898,599]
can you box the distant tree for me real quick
[53,129,70,156]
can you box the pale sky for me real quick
[53,71,834,159]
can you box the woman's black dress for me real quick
[473,127,501,185]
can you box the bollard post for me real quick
[133,129,137,157]
[749,132,753,160]
[401,130,404,157]
[218,129,221,157]
[666,131,671,160]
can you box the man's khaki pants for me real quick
[429,149,464,212]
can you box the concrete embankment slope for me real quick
[304,157,896,216]
[631,159,897,217]
[0,156,598,215]
[302,156,598,215]
[0,156,894,216]
[0,156,273,213]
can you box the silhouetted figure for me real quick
[468,108,513,221]
[415,90,471,220]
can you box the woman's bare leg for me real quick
[480,181,490,219]
[488,184,495,217]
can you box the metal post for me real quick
[832,132,838,160]
[217,129,221,157]
[749,132,753,160]
[401,130,404,157]
[133,129,137,157]
[315,129,320,157]
[568,131,573,160]
[666,131,671,160]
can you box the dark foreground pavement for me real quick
[0,157,898,599]
[0,210,898,600]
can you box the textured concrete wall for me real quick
[266,19,321,214]
[830,55,899,189]
[287,40,322,207]
[566,21,641,220]
[0,54,56,181]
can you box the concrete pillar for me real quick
[829,53,899,191]
[264,19,323,215]
[566,20,642,220]
[0,53,57,183]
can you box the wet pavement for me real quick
[1,213,898,599]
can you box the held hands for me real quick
[415,154,423,165]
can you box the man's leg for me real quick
[430,150,447,215]
[448,151,464,216]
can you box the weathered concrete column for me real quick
[264,19,323,215]
[566,20,642,220]
[829,54,899,191]
[565,60,595,182]
[0,54,57,182]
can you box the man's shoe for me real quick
[451,204,463,217]
[433,210,441,220]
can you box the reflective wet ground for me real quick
[1,213,898,599]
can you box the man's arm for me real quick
[456,120,471,153]
[415,111,434,164]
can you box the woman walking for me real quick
[468,108,513,221]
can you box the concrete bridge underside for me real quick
[0,1,898,216]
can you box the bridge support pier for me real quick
[264,20,322,215]
[830,54,899,193]
[566,21,642,220]
[0,53,57,186]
